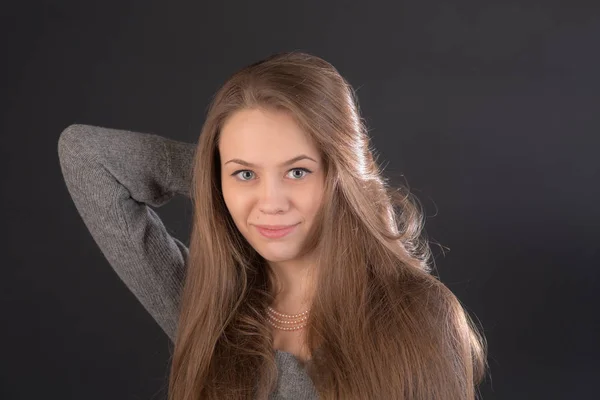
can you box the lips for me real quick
[254,224,299,239]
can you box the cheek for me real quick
[299,183,325,217]
[223,188,252,227]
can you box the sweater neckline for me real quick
[275,349,312,367]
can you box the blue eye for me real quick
[233,170,255,181]
[287,168,312,179]
[231,168,312,181]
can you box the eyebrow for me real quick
[224,155,318,168]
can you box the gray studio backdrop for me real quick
[2,1,599,399]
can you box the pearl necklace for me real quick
[267,306,309,331]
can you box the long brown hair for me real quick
[168,51,488,399]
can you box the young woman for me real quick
[58,51,487,399]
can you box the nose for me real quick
[258,175,289,215]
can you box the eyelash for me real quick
[231,167,313,182]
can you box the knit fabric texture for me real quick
[57,124,318,400]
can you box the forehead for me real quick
[219,108,320,162]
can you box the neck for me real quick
[268,256,316,314]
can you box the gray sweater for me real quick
[57,124,318,400]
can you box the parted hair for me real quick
[167,51,488,400]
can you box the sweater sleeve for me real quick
[57,123,197,343]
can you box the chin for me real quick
[260,251,299,263]
[254,245,301,264]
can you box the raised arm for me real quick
[57,124,196,343]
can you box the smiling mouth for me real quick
[254,224,299,239]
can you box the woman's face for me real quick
[219,107,325,263]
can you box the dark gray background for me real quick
[2,1,599,399]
